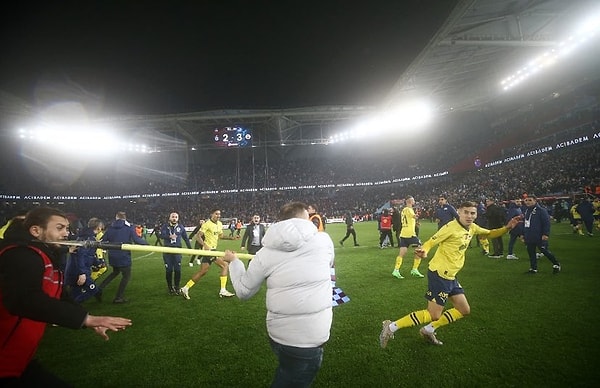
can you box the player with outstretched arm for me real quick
[379,201,521,348]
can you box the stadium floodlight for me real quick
[500,12,600,91]
[328,100,433,144]
[387,100,433,129]
[576,12,600,36]
[15,123,161,155]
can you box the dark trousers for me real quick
[99,265,131,300]
[269,338,324,388]
[379,230,393,247]
[163,253,182,289]
[582,216,594,234]
[341,229,357,245]
[526,242,560,270]
[247,245,262,255]
[507,232,520,255]
[491,236,503,255]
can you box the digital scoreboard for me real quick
[213,126,252,148]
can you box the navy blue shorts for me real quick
[399,236,421,248]
[425,270,464,306]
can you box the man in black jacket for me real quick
[340,212,359,247]
[0,207,131,386]
[485,198,507,258]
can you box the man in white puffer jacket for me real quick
[223,202,334,388]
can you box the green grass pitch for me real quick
[38,220,600,387]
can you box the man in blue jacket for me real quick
[433,195,458,230]
[523,195,561,274]
[99,211,148,303]
[159,212,192,295]
[576,196,595,237]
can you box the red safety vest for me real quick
[0,245,62,377]
[379,215,392,230]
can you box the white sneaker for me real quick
[506,254,519,260]
[195,259,201,265]
[180,287,190,300]
[188,262,194,267]
[419,327,443,345]
[536,253,544,258]
[219,289,235,298]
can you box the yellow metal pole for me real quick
[120,244,255,260]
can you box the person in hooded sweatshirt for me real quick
[99,211,148,304]
[223,202,334,388]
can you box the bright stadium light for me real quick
[387,100,433,128]
[328,100,433,144]
[500,12,600,91]
[15,124,159,155]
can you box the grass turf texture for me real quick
[37,221,600,387]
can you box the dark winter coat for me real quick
[101,219,148,267]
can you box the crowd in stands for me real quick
[1,138,598,230]
[1,84,598,228]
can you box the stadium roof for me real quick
[383,0,599,112]
[2,0,598,151]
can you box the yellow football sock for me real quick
[412,258,422,271]
[394,256,403,270]
[480,238,489,252]
[394,310,431,329]
[431,308,464,330]
[184,280,196,289]
[220,276,228,289]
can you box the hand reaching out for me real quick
[506,215,523,230]
[84,315,132,341]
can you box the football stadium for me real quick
[1,1,599,387]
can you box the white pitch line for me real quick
[133,252,155,260]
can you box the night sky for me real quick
[1,1,458,115]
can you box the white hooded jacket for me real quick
[228,217,334,347]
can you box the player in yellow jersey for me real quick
[91,228,107,281]
[392,196,424,279]
[570,200,584,235]
[179,208,235,299]
[380,201,521,348]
